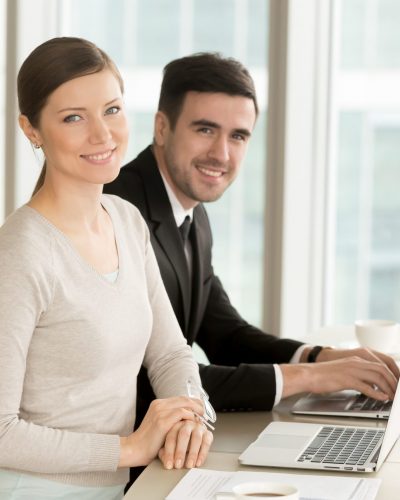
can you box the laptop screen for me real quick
[376,381,400,469]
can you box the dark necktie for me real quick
[179,215,191,242]
[178,216,193,281]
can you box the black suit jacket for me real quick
[104,146,303,412]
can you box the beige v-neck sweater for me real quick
[0,194,200,487]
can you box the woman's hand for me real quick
[118,396,204,468]
[158,419,213,469]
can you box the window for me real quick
[329,0,400,323]
[9,1,400,340]
[63,0,269,327]
[265,0,400,339]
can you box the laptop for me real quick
[239,383,400,473]
[291,390,392,419]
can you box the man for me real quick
[105,53,398,415]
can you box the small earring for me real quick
[33,143,41,149]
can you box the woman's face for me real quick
[32,69,129,187]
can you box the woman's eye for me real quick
[105,106,120,115]
[64,115,81,123]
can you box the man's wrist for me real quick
[280,363,312,398]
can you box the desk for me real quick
[125,327,400,498]
[125,396,398,499]
[125,450,400,499]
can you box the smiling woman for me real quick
[20,70,129,196]
[17,37,126,197]
[0,37,213,499]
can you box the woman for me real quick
[0,37,212,499]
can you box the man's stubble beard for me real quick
[164,149,234,204]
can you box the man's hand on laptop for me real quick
[280,347,399,402]
[315,346,399,379]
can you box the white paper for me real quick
[165,469,381,500]
[166,470,233,500]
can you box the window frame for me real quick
[4,0,61,215]
[263,0,335,338]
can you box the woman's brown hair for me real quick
[17,37,123,196]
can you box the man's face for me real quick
[154,91,257,209]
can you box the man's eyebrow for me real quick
[57,97,121,114]
[191,119,252,137]
[233,128,252,138]
[191,119,221,129]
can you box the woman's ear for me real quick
[154,111,170,147]
[18,115,42,148]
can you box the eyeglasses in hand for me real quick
[186,378,216,430]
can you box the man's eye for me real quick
[198,127,212,134]
[64,115,81,123]
[105,106,120,115]
[232,133,245,141]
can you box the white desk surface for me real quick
[125,451,400,499]
[125,396,398,499]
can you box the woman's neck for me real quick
[28,183,105,235]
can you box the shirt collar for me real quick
[159,169,193,227]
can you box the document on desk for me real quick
[165,469,381,500]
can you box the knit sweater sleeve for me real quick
[0,216,120,474]
[139,217,202,398]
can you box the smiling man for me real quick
[104,53,399,422]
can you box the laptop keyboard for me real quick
[348,394,392,412]
[297,426,384,466]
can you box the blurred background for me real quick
[1,0,400,340]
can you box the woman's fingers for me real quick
[126,395,212,468]
[158,421,213,470]
[158,422,181,469]
[161,420,198,469]
[174,421,195,468]
[184,425,211,469]
[195,430,213,467]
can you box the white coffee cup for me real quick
[355,319,399,353]
[215,481,299,499]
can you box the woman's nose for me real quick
[88,118,112,144]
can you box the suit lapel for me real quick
[139,151,192,329]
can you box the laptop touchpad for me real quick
[255,434,308,450]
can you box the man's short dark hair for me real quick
[158,52,258,129]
